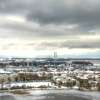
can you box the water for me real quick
[0,90,100,100]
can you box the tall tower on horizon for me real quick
[54,52,57,59]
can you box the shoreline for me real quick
[0,87,100,95]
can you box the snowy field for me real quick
[0,81,52,88]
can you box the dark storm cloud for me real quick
[0,0,31,14]
[27,0,100,31]
[28,1,99,23]
[0,0,100,30]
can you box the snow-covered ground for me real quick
[0,81,52,88]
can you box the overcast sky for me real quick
[0,0,100,58]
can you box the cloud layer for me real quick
[0,0,100,57]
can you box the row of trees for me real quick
[0,72,53,89]
[0,73,100,91]
[52,77,100,91]
[52,78,76,88]
[0,75,12,89]
[14,72,53,82]
[76,78,100,91]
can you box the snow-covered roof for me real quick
[0,69,11,74]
